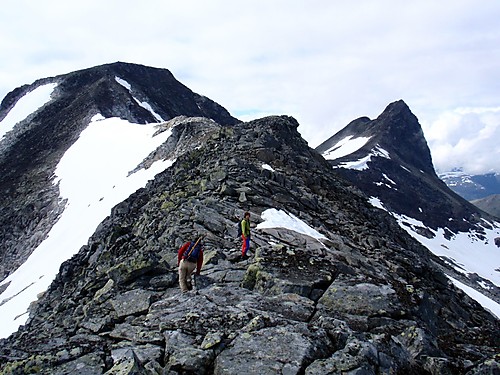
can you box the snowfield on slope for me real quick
[0,82,58,139]
[322,135,371,161]
[369,196,500,319]
[331,144,391,171]
[0,114,175,338]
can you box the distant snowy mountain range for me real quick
[439,169,500,200]
[438,169,500,218]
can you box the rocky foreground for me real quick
[0,116,499,374]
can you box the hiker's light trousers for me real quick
[178,259,197,292]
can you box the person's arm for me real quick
[177,242,189,266]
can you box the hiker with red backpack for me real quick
[177,235,205,292]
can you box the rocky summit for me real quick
[0,62,238,282]
[0,114,499,374]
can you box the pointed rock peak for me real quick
[376,100,422,143]
[371,100,435,174]
[316,100,436,175]
[382,99,411,114]
[375,100,422,136]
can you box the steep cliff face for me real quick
[0,62,239,282]
[0,116,498,374]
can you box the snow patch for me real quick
[322,135,371,160]
[369,196,386,210]
[382,174,396,185]
[448,276,500,319]
[0,82,58,140]
[262,164,275,172]
[256,208,326,240]
[335,154,372,171]
[373,145,390,159]
[375,173,398,189]
[115,76,164,122]
[333,145,391,171]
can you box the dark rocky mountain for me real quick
[439,170,500,201]
[0,62,239,282]
[471,194,500,219]
[315,100,500,314]
[0,66,499,374]
[315,100,497,234]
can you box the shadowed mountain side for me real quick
[316,100,497,233]
[471,194,500,219]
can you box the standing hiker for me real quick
[177,235,204,292]
[240,212,251,258]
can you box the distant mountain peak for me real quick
[374,100,434,174]
[316,101,494,233]
[316,100,435,175]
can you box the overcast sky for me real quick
[1,0,499,174]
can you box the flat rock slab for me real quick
[110,289,154,318]
[213,324,330,375]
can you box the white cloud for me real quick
[1,0,500,173]
[423,107,500,174]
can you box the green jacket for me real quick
[241,218,251,237]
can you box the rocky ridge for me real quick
[0,115,498,374]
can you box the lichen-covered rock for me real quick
[110,289,154,318]
[214,324,331,375]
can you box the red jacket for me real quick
[177,241,204,275]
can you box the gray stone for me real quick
[316,281,402,320]
[164,330,215,374]
[50,353,105,375]
[214,324,330,375]
[110,289,154,318]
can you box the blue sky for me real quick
[1,0,499,174]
